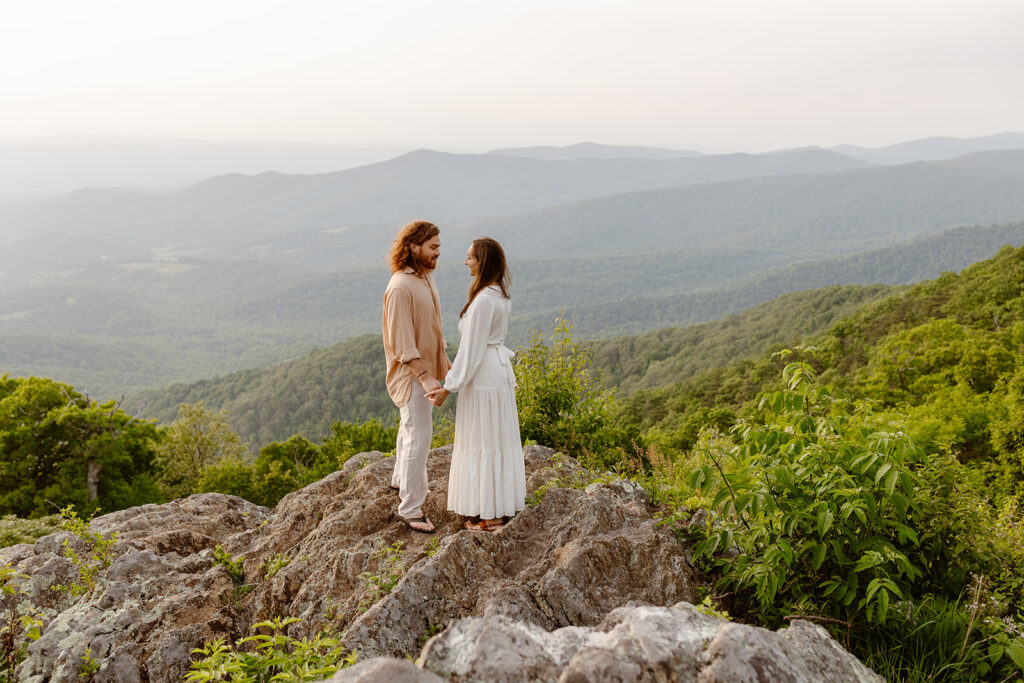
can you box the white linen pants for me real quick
[393,389,433,519]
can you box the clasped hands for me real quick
[425,387,449,407]
[420,376,449,406]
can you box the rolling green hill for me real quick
[128,282,892,449]
[620,240,1024,455]
[126,334,396,448]
[126,230,1024,451]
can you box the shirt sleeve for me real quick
[443,295,494,393]
[384,286,421,363]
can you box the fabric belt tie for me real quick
[487,343,517,388]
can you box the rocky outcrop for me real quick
[3,444,881,681]
[2,494,268,683]
[414,602,884,682]
[1,446,702,681]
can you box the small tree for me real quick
[515,317,628,464]
[155,403,248,499]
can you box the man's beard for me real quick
[415,251,436,271]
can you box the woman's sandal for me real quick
[400,516,435,533]
[464,518,504,532]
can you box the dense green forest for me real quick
[125,225,1023,450]
[621,242,1024,456]
[128,283,893,448]
[519,220,1024,338]
[127,334,397,447]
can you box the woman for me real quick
[428,237,526,532]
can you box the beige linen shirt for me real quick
[382,268,451,407]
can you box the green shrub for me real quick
[690,356,926,626]
[156,403,248,500]
[212,545,246,586]
[515,317,633,464]
[51,506,118,597]
[988,363,1024,501]
[319,419,397,468]
[196,458,257,503]
[185,617,356,682]
[853,593,1023,682]
[357,542,406,613]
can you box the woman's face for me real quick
[465,246,479,277]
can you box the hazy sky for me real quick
[2,0,1021,152]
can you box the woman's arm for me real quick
[440,294,494,394]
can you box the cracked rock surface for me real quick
[2,446,702,681]
[3,445,880,681]
[413,602,884,682]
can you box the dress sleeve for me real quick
[443,295,494,393]
[384,286,420,363]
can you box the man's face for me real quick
[411,236,441,271]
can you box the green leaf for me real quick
[884,469,899,496]
[876,588,889,622]
[711,487,733,512]
[811,543,826,571]
[817,509,834,539]
[989,643,1005,664]
[889,493,909,519]
[1006,640,1024,669]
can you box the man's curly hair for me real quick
[388,220,440,274]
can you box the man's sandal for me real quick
[464,518,504,532]
[400,516,435,533]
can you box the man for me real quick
[382,220,451,533]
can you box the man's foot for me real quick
[464,518,504,532]
[400,516,435,533]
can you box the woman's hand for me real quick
[426,387,450,407]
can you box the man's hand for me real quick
[420,375,442,395]
[427,388,449,407]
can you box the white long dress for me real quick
[443,286,526,519]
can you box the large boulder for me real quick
[1,446,700,681]
[416,602,884,682]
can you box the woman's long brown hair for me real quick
[460,237,510,317]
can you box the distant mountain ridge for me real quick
[462,150,1024,258]
[0,146,869,248]
[832,132,1024,165]
[0,139,411,200]
[487,142,705,160]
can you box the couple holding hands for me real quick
[382,220,526,534]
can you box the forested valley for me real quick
[4,241,1024,678]
[5,139,1024,679]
